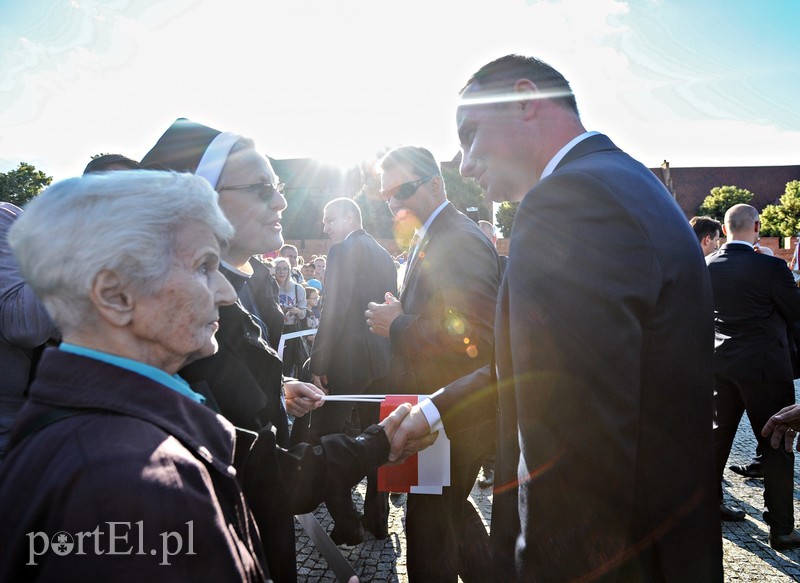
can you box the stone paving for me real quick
[295,381,800,582]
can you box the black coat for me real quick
[434,134,723,581]
[180,261,391,583]
[0,350,267,582]
[707,242,800,382]
[310,229,397,393]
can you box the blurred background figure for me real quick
[0,202,60,456]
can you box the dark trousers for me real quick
[406,425,494,583]
[308,400,388,534]
[713,373,795,534]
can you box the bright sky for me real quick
[1,0,798,182]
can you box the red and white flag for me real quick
[378,395,450,495]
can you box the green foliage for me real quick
[441,166,490,220]
[697,185,754,221]
[0,162,53,207]
[495,201,519,238]
[759,181,800,237]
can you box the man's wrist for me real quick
[419,392,444,433]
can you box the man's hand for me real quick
[378,402,412,444]
[284,380,325,417]
[312,374,330,395]
[388,404,438,463]
[365,292,404,337]
[761,404,800,451]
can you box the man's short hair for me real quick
[83,154,141,174]
[725,204,760,233]
[279,244,298,255]
[324,197,362,225]
[379,146,441,180]
[460,54,579,116]
[689,216,722,242]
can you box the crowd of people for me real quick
[2,52,800,583]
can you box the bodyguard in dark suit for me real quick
[308,197,397,544]
[366,146,501,582]
[707,203,800,549]
[387,55,722,581]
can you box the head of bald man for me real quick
[723,204,760,244]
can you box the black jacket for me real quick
[310,229,397,393]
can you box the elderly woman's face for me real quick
[133,220,236,373]
[217,148,287,258]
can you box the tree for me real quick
[758,181,800,237]
[0,162,52,206]
[441,166,490,220]
[697,185,754,222]
[495,201,520,237]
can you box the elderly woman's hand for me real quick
[285,380,325,417]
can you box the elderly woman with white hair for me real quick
[0,170,409,582]
[0,170,266,580]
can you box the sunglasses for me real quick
[379,175,437,201]
[218,181,285,202]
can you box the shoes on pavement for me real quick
[720,503,746,521]
[361,515,389,540]
[769,529,800,551]
[729,464,764,479]
[330,524,365,546]
[477,469,494,489]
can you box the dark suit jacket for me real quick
[388,202,501,394]
[310,229,397,393]
[707,242,800,382]
[433,134,722,581]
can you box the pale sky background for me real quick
[0,0,798,182]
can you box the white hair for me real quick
[9,170,234,333]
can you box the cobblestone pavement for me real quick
[295,382,800,582]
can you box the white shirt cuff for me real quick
[419,390,445,433]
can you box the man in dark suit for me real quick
[707,203,800,549]
[387,55,723,581]
[308,197,397,544]
[365,146,501,582]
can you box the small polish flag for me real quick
[378,395,451,495]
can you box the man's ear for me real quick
[89,270,135,327]
[514,79,539,119]
[722,225,729,237]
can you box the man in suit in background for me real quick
[707,203,800,549]
[308,197,397,544]
[388,54,723,581]
[365,146,500,582]
[691,215,723,257]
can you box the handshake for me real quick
[378,402,440,464]
[286,379,440,463]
